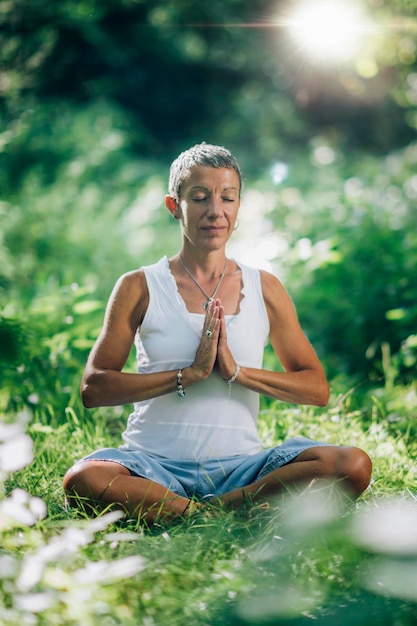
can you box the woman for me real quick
[63,143,372,524]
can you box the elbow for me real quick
[316,380,330,407]
[81,383,96,409]
[301,368,330,407]
[317,395,329,408]
[80,374,101,408]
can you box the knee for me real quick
[63,462,113,515]
[63,460,130,509]
[63,463,94,500]
[337,447,372,497]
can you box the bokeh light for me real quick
[287,1,372,63]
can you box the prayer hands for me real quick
[191,299,236,381]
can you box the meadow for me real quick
[2,370,417,625]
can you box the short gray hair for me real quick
[168,143,242,202]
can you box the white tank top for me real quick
[120,256,270,460]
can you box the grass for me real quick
[1,380,417,625]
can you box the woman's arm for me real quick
[227,270,329,407]
[80,271,220,408]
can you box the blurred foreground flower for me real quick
[0,412,148,625]
[235,486,349,623]
[352,498,417,603]
[351,497,417,554]
[362,559,417,602]
[74,555,146,585]
[0,411,33,477]
[0,488,46,529]
[0,432,33,474]
[16,510,124,592]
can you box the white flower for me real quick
[16,510,126,592]
[352,498,417,554]
[0,433,33,472]
[0,554,19,579]
[74,555,146,585]
[362,559,417,601]
[87,510,124,532]
[0,489,46,530]
[14,592,54,613]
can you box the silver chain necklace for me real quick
[179,255,228,310]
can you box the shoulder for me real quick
[107,268,149,329]
[113,254,169,292]
[113,268,148,298]
[116,256,166,288]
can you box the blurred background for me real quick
[1,0,417,411]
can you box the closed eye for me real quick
[192,196,236,202]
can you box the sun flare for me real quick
[287,1,371,62]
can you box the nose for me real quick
[206,195,224,218]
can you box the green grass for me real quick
[2,381,417,625]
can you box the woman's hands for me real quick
[190,299,237,382]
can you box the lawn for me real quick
[2,380,417,625]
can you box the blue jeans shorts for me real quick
[78,436,331,500]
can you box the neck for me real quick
[179,248,227,278]
[178,252,228,310]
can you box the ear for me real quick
[165,195,180,219]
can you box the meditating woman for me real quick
[63,143,372,524]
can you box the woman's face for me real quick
[170,166,240,252]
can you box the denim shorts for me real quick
[77,436,331,500]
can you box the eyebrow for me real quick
[189,186,239,192]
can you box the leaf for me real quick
[73,301,103,315]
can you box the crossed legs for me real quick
[214,445,372,510]
[63,461,191,525]
[63,446,372,525]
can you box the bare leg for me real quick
[214,446,372,511]
[63,461,197,525]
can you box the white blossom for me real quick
[352,498,417,554]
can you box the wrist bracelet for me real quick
[177,368,185,398]
[224,364,240,386]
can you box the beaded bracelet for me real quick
[177,368,185,398]
[224,364,240,400]
[224,364,240,386]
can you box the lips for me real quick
[201,225,227,233]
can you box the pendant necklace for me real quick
[179,255,228,310]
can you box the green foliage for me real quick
[0,315,24,365]
[262,141,417,381]
[0,99,181,307]
[1,2,417,621]
[2,0,417,176]
[0,284,108,417]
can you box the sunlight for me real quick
[287,1,371,63]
